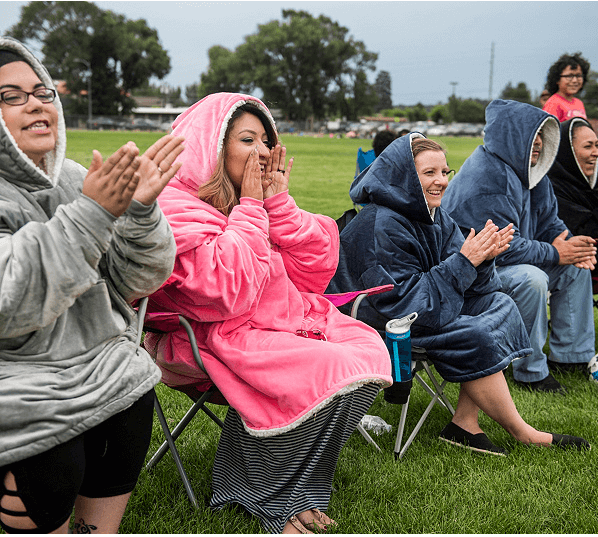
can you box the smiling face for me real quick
[572,126,598,178]
[224,111,272,189]
[557,64,584,99]
[0,61,58,166]
[414,150,450,209]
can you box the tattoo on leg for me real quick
[74,518,98,534]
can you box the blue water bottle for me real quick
[383,312,418,404]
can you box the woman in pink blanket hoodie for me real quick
[144,92,391,533]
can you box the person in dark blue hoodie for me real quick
[443,100,596,394]
[328,134,589,455]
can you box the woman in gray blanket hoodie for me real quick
[0,36,183,533]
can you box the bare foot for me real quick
[283,515,313,534]
[297,509,336,532]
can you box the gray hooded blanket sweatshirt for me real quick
[0,36,175,466]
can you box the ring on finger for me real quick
[157,166,164,174]
[278,168,285,173]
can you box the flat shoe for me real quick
[513,373,567,394]
[439,421,508,456]
[549,432,591,451]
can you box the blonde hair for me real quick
[196,150,239,216]
[411,137,446,160]
[196,104,277,216]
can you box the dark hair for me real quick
[372,130,398,157]
[545,52,590,95]
[411,137,445,160]
[571,119,595,142]
[0,50,26,69]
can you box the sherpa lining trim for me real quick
[528,116,559,190]
[569,118,598,189]
[216,99,277,158]
[240,378,387,438]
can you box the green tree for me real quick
[374,70,392,112]
[454,99,486,123]
[199,9,378,120]
[198,45,249,98]
[430,104,450,123]
[406,102,428,122]
[499,81,532,104]
[184,83,200,105]
[9,1,171,115]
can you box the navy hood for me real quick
[484,99,559,190]
[349,132,435,224]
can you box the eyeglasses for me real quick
[0,88,56,106]
[560,74,584,80]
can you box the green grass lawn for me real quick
[64,131,598,534]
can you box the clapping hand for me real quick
[552,231,597,270]
[460,220,514,267]
[133,135,185,206]
[82,141,141,217]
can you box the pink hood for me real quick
[171,92,277,193]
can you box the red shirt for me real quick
[543,93,587,122]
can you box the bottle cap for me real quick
[386,312,418,335]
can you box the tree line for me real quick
[6,2,597,121]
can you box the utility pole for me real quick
[74,58,92,126]
[488,42,495,101]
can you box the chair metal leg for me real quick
[393,393,411,455]
[148,395,199,508]
[356,423,382,452]
[394,360,454,459]
[147,388,213,471]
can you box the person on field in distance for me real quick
[0,36,184,534]
[542,52,590,122]
[443,99,596,394]
[143,92,392,534]
[328,133,590,456]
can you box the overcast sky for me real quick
[1,1,596,106]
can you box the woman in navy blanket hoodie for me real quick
[329,134,589,455]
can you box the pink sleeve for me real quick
[161,198,273,322]
[264,192,339,294]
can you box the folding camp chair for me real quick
[355,147,375,178]
[332,210,455,460]
[137,284,395,506]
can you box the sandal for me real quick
[286,515,314,534]
[297,509,336,532]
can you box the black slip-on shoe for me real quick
[549,433,591,451]
[439,422,508,457]
[547,360,588,374]
[513,373,567,394]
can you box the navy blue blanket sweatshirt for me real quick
[327,133,532,383]
[442,99,566,267]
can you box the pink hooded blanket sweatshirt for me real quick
[145,93,391,437]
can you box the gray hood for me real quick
[0,36,66,189]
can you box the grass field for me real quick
[64,131,598,534]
